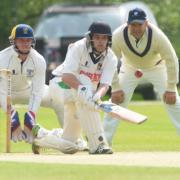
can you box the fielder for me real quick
[103,8,180,146]
[32,22,118,154]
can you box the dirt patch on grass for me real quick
[0,152,180,167]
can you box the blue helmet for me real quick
[9,24,35,47]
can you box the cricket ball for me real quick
[135,69,143,78]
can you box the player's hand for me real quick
[77,85,93,104]
[111,90,124,104]
[163,91,176,105]
[86,93,100,110]
[11,109,26,142]
[24,111,36,144]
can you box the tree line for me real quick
[0,0,179,57]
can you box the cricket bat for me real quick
[97,101,147,124]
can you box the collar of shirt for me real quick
[128,28,148,48]
[11,46,32,63]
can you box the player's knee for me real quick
[62,147,78,154]
[111,90,125,104]
[60,138,79,154]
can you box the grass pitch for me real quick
[0,101,180,179]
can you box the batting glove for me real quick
[24,111,36,144]
[11,109,26,142]
[77,85,93,104]
[85,92,101,110]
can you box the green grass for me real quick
[0,101,180,152]
[0,162,180,180]
[113,101,180,151]
[1,101,180,179]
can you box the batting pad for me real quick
[62,102,81,142]
[76,102,108,153]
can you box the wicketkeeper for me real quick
[0,24,46,144]
[0,24,87,152]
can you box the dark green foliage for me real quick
[0,0,179,57]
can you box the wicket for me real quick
[0,69,12,153]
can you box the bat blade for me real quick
[97,101,147,124]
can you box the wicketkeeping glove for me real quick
[11,109,26,142]
[24,111,36,144]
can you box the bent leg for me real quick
[61,102,81,142]
[147,65,180,134]
[33,125,78,154]
[41,83,64,126]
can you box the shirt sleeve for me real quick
[157,29,179,91]
[0,78,9,112]
[112,28,122,59]
[100,51,118,86]
[0,52,10,111]
[111,69,121,92]
[28,57,46,113]
[62,43,82,75]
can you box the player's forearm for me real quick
[158,31,179,89]
[165,58,179,91]
[96,84,109,99]
[28,95,42,113]
[62,73,81,89]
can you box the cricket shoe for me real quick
[32,142,48,155]
[32,124,44,154]
[32,124,52,154]
[32,124,40,154]
[89,143,113,155]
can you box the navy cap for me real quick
[128,8,147,24]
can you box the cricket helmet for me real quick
[9,24,35,47]
[86,22,112,47]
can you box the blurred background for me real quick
[0,0,179,100]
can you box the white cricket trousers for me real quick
[104,63,180,145]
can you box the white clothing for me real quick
[0,46,46,113]
[112,23,178,91]
[104,23,180,145]
[40,38,117,153]
[57,38,117,90]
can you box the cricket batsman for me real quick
[32,22,118,154]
